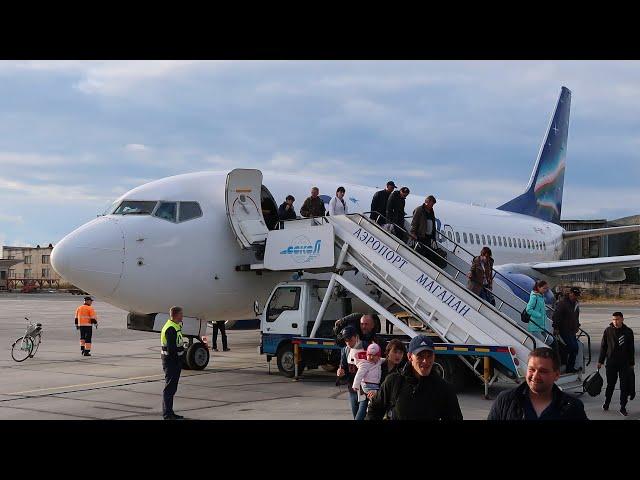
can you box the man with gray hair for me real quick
[160,306,185,420]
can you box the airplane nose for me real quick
[51,217,125,297]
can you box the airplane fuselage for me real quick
[51,170,565,322]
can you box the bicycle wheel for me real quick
[11,336,34,362]
[30,334,41,358]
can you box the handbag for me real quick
[583,370,604,397]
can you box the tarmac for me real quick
[0,293,638,420]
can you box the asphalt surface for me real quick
[0,293,638,420]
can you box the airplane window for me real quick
[481,234,486,245]
[455,232,460,243]
[179,202,203,222]
[475,234,480,245]
[153,202,177,222]
[526,239,530,249]
[508,238,512,248]
[266,287,301,323]
[503,236,507,247]
[447,231,453,241]
[543,241,546,250]
[492,236,497,246]
[517,238,522,248]
[469,233,474,244]
[463,232,468,243]
[113,201,157,215]
[498,236,502,247]
[488,235,492,246]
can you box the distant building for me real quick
[608,214,640,284]
[1,244,63,290]
[560,219,608,282]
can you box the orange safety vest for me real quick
[75,305,97,326]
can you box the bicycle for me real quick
[11,317,43,362]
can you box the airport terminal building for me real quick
[0,244,63,291]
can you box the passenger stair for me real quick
[325,214,541,379]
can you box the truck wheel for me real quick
[276,343,305,378]
[436,356,467,392]
[186,342,210,370]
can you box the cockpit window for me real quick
[113,201,157,215]
[154,202,177,222]
[178,202,202,222]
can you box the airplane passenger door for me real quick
[225,169,269,249]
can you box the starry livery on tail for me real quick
[498,86,571,225]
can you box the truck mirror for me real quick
[253,300,262,317]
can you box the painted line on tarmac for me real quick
[2,374,166,396]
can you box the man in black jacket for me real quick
[487,347,587,420]
[597,312,635,416]
[369,181,396,224]
[386,186,410,240]
[552,287,582,373]
[334,313,385,351]
[278,195,297,221]
[366,335,463,420]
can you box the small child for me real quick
[352,343,384,395]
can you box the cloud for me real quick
[124,143,150,153]
[0,213,23,224]
[0,151,90,167]
[0,175,109,204]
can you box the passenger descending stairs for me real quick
[325,213,544,379]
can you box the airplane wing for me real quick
[562,224,640,241]
[530,255,640,276]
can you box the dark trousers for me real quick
[560,332,579,370]
[212,321,228,349]
[162,356,182,417]
[79,326,93,351]
[385,319,394,335]
[605,363,631,407]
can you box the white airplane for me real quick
[51,86,640,334]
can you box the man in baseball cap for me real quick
[366,334,463,420]
[552,287,583,373]
[337,324,369,420]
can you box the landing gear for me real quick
[182,337,210,370]
[186,342,210,370]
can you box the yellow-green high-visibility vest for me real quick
[161,319,184,357]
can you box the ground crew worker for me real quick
[161,306,185,420]
[75,296,97,356]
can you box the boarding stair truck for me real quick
[227,169,585,395]
[395,213,592,372]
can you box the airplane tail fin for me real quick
[497,86,571,224]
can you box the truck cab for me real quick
[259,279,351,376]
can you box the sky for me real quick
[0,60,639,248]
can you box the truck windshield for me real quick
[113,201,158,215]
[267,287,301,322]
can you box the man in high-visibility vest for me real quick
[75,296,98,356]
[161,306,185,420]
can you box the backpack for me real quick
[583,370,603,397]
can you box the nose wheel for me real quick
[183,341,210,370]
